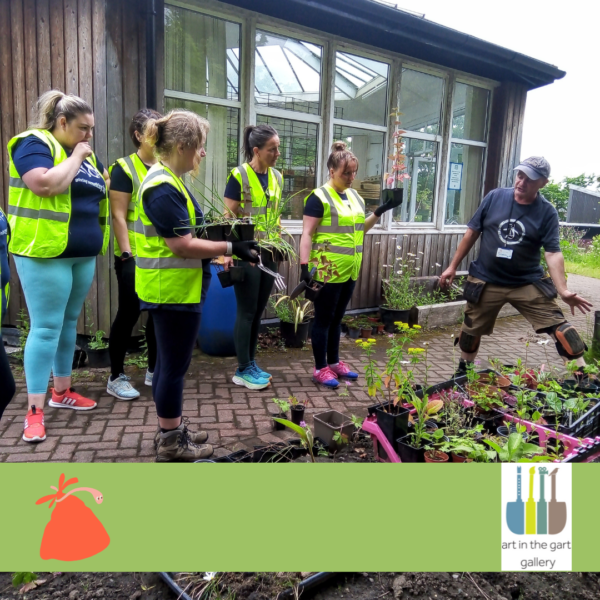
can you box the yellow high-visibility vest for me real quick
[135,163,204,304]
[7,128,109,257]
[306,184,365,283]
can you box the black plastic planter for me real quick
[396,434,427,463]
[203,224,227,241]
[347,327,360,339]
[253,443,292,463]
[225,222,255,242]
[217,266,245,288]
[474,411,503,433]
[273,412,288,430]
[280,320,311,348]
[304,280,324,301]
[290,405,305,425]
[260,247,286,262]
[376,404,409,447]
[87,347,110,368]
[380,306,412,332]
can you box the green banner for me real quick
[0,464,596,571]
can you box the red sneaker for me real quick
[49,387,97,411]
[312,366,339,388]
[23,405,46,443]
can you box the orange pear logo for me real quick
[36,473,110,561]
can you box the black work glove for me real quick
[300,263,312,285]
[374,193,403,217]
[232,240,260,264]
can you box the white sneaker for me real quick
[106,374,140,401]
[145,369,153,387]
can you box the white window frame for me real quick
[441,77,494,232]
[164,0,498,235]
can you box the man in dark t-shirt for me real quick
[440,156,592,374]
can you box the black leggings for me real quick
[311,279,356,369]
[109,256,157,379]
[233,260,276,367]
[151,309,202,419]
[0,337,16,420]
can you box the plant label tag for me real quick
[497,248,513,259]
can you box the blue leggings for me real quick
[14,255,96,394]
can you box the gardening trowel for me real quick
[537,467,548,534]
[526,466,536,534]
[506,466,524,535]
[549,468,567,534]
[290,267,317,300]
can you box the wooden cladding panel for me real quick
[0,0,147,332]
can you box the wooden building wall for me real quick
[0,0,147,333]
[0,0,521,330]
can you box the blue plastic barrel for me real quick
[198,264,237,356]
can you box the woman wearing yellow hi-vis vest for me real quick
[0,206,16,422]
[136,110,260,462]
[223,124,282,390]
[300,142,402,388]
[106,108,161,401]
[7,90,110,443]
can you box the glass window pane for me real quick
[257,115,318,220]
[255,31,322,116]
[392,138,438,224]
[165,7,240,101]
[165,98,239,210]
[334,52,389,126]
[333,125,385,214]
[399,69,444,135]
[452,83,490,142]
[445,143,485,225]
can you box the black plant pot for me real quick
[474,411,503,433]
[380,306,412,333]
[286,439,308,460]
[203,224,227,241]
[347,327,360,339]
[381,188,404,206]
[280,320,311,348]
[273,412,288,430]
[225,222,255,242]
[304,280,324,301]
[87,347,110,368]
[396,434,427,463]
[562,379,599,394]
[217,266,245,288]
[260,247,286,262]
[253,443,291,463]
[376,404,410,447]
[291,405,305,425]
[72,345,87,369]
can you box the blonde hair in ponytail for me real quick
[144,109,210,161]
[29,89,93,130]
[327,141,358,172]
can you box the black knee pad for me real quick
[552,322,587,359]
[457,331,481,353]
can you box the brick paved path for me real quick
[1,274,598,463]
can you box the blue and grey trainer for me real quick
[145,369,153,387]
[251,360,272,381]
[232,365,271,390]
[106,374,140,401]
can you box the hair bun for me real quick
[331,141,347,152]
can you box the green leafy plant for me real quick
[406,394,443,449]
[440,436,494,462]
[272,397,290,415]
[382,260,427,310]
[309,240,340,283]
[88,329,108,350]
[271,295,314,331]
[272,418,317,462]
[484,432,548,463]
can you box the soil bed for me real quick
[0,572,171,600]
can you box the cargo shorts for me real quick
[461,276,566,337]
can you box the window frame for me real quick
[441,77,494,232]
[163,0,497,234]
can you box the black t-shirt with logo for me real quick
[467,187,560,286]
